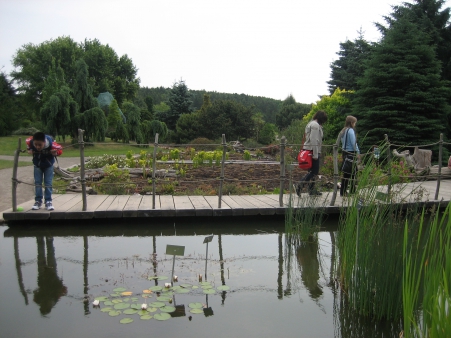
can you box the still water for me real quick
[0,217,399,338]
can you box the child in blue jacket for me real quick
[26,132,63,210]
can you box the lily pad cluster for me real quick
[93,278,230,324]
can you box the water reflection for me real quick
[2,218,400,337]
[33,236,67,315]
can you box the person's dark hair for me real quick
[313,110,328,125]
[33,132,45,142]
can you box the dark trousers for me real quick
[341,152,357,196]
[299,157,320,193]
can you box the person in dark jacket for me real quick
[26,132,62,211]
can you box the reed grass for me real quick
[402,203,451,337]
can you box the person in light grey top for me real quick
[296,110,328,196]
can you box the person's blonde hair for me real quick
[344,115,357,128]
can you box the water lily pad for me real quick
[157,296,171,302]
[192,286,199,289]
[143,289,152,294]
[113,287,127,292]
[94,296,109,301]
[131,297,139,301]
[157,276,168,281]
[104,301,114,306]
[114,303,130,310]
[108,310,121,317]
[123,309,139,315]
[160,306,176,313]
[190,308,204,314]
[110,293,120,297]
[101,307,113,312]
[201,285,213,289]
[189,302,203,309]
[150,301,165,308]
[148,276,158,280]
[216,285,230,291]
[120,317,134,324]
[138,309,149,316]
[140,315,153,320]
[174,288,190,294]
[112,299,122,304]
[199,282,211,286]
[121,291,133,296]
[131,303,141,310]
[147,307,158,313]
[154,313,171,321]
[203,289,216,294]
[122,298,130,302]
[181,284,192,288]
[149,286,163,292]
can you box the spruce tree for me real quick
[166,80,193,130]
[354,16,451,149]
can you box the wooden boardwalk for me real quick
[3,180,451,223]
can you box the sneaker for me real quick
[32,201,42,210]
[45,201,54,211]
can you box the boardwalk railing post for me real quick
[78,129,87,211]
[218,134,227,208]
[385,134,392,196]
[279,136,286,207]
[330,142,339,206]
[152,133,159,209]
[435,133,443,200]
[12,138,21,211]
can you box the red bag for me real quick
[298,149,312,169]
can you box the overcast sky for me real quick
[1,0,449,104]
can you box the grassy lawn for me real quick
[0,159,32,170]
[0,136,152,157]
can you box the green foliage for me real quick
[160,80,193,130]
[259,123,277,145]
[276,95,311,130]
[141,120,168,144]
[72,58,97,113]
[95,164,134,195]
[74,107,108,142]
[107,99,121,137]
[169,149,180,160]
[199,100,255,141]
[122,102,142,143]
[354,16,451,150]
[303,88,353,144]
[0,72,20,136]
[328,30,373,94]
[175,112,203,143]
[281,119,305,145]
[243,150,251,161]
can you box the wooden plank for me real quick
[173,195,195,217]
[105,195,130,218]
[203,195,233,216]
[159,195,176,217]
[189,196,213,216]
[238,195,276,215]
[137,195,165,217]
[94,195,117,218]
[251,195,286,214]
[64,195,110,220]
[220,196,245,216]
[49,195,83,220]
[123,194,143,217]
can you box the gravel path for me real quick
[0,155,80,214]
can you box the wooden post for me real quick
[330,143,339,206]
[385,134,392,196]
[218,134,227,208]
[152,133,159,209]
[279,136,286,207]
[435,133,443,200]
[78,129,87,211]
[12,138,21,211]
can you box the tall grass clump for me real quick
[336,143,424,321]
[402,203,451,337]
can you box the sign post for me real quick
[203,235,214,280]
[166,245,185,286]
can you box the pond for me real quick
[0,217,400,337]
